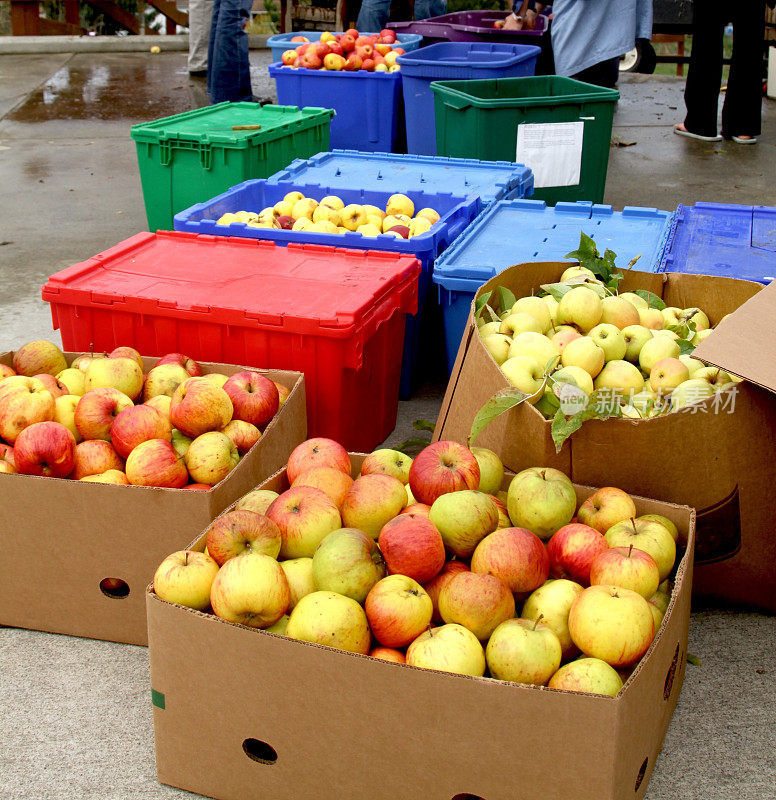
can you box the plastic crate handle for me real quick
[440,93,472,111]
[200,143,213,170]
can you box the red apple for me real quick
[471,527,549,595]
[72,439,125,479]
[356,44,374,60]
[589,545,661,599]
[109,346,144,370]
[0,383,55,443]
[0,364,16,379]
[327,41,344,56]
[400,502,431,517]
[125,439,188,488]
[344,52,363,70]
[577,487,637,534]
[33,373,68,399]
[292,466,354,507]
[205,509,283,565]
[110,404,172,459]
[222,370,279,428]
[266,485,342,559]
[290,34,309,42]
[379,28,396,43]
[12,340,67,377]
[361,58,375,71]
[13,421,76,478]
[345,27,359,38]
[286,437,351,483]
[423,560,469,623]
[365,574,433,648]
[313,42,330,58]
[276,215,294,230]
[183,483,211,491]
[220,419,261,455]
[547,523,610,585]
[156,352,202,377]
[378,513,445,584]
[370,647,405,663]
[340,473,407,538]
[408,440,480,505]
[170,378,233,438]
[340,34,356,52]
[185,431,239,486]
[438,571,515,642]
[281,49,298,66]
[74,387,134,442]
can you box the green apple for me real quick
[639,514,679,542]
[311,528,386,604]
[561,336,605,378]
[556,286,603,332]
[511,296,553,333]
[481,333,512,365]
[621,325,653,362]
[604,517,677,580]
[548,656,623,696]
[650,358,690,393]
[430,490,499,558]
[637,307,665,330]
[507,467,576,540]
[639,336,680,374]
[478,321,502,338]
[628,389,659,417]
[618,292,648,310]
[501,356,545,403]
[550,365,595,396]
[692,366,734,390]
[485,617,562,686]
[679,354,705,375]
[653,329,680,340]
[588,323,627,362]
[593,359,645,396]
[600,295,640,330]
[692,328,713,346]
[508,332,560,372]
[521,578,584,660]
[560,266,597,282]
[542,294,560,322]
[472,447,504,495]
[499,313,542,337]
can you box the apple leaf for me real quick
[550,390,624,452]
[496,286,517,313]
[393,437,432,456]
[412,419,436,432]
[633,289,666,310]
[475,291,493,321]
[469,387,531,445]
[540,282,574,302]
[687,653,702,667]
[677,339,696,356]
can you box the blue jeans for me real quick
[207,0,253,103]
[356,0,446,34]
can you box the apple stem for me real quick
[184,551,189,566]
[628,544,634,558]
[533,614,544,631]
[631,517,638,534]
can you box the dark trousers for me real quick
[683,0,765,138]
[571,56,620,89]
[207,0,253,104]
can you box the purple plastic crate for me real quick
[388,10,548,43]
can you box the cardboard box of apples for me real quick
[435,259,776,612]
[147,438,694,800]
[0,342,306,645]
[280,27,405,73]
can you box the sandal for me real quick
[731,135,758,144]
[674,123,722,142]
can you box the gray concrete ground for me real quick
[0,48,775,800]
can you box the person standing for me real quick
[675,1,767,143]
[187,0,215,77]
[207,0,254,103]
[356,0,446,37]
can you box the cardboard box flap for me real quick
[693,277,776,394]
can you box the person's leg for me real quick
[206,0,220,97]
[721,0,766,138]
[356,0,390,32]
[682,0,725,137]
[188,0,214,74]
[208,0,253,104]
[571,56,620,88]
[413,0,446,20]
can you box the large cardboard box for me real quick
[147,455,695,800]
[0,352,306,646]
[434,263,776,612]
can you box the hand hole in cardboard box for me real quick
[99,578,129,599]
[663,644,680,700]
[242,738,277,765]
[634,757,648,791]
[451,795,487,800]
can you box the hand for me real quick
[503,13,524,29]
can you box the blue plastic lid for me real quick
[659,203,776,285]
[432,199,673,289]
[397,42,542,73]
[266,149,534,205]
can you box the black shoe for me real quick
[189,69,207,78]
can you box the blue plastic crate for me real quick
[432,199,673,373]
[397,42,540,156]
[174,180,481,398]
[266,31,423,63]
[658,202,776,285]
[269,63,402,153]
[266,149,534,206]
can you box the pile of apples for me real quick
[0,340,289,488]
[217,191,440,239]
[280,28,405,73]
[478,265,741,419]
[154,438,679,696]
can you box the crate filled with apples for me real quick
[147,438,693,800]
[280,28,405,73]
[152,437,691,693]
[0,340,296,488]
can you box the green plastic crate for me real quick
[430,76,619,205]
[131,103,335,232]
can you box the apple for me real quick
[593,359,645,396]
[488,494,512,529]
[71,352,107,373]
[210,552,290,628]
[548,657,623,696]
[621,325,653,362]
[106,346,143,371]
[438,572,514,641]
[290,466,352,507]
[650,357,690,394]
[311,527,386,603]
[12,340,67,377]
[408,217,431,237]
[550,327,582,353]
[0,364,15,380]
[278,558,315,611]
[360,448,412,484]
[200,373,229,389]
[267,486,342,559]
[547,523,609,585]
[639,336,680,374]
[600,295,640,330]
[365,574,432,648]
[577,487,637,534]
[649,582,671,615]
[485,617,562,685]
[153,550,219,610]
[286,590,371,654]
[470,447,503,495]
[235,488,279,515]
[429,490,499,558]
[74,387,133,442]
[692,366,734,390]
[323,52,346,70]
[637,308,665,330]
[0,381,55,443]
[407,441,480,506]
[406,623,486,677]
[498,313,540,338]
[589,545,660,599]
[344,52,363,70]
[301,50,323,69]
[205,509,282,565]
[588,324,627,362]
[142,363,191,400]
[144,394,172,421]
[72,439,125,479]
[382,213,411,233]
[80,469,129,484]
[312,204,342,227]
[378,513,445,584]
[604,518,677,581]
[281,48,297,65]
[125,439,188,488]
[507,467,576,540]
[220,419,260,455]
[678,354,705,376]
[556,287,603,332]
[560,336,605,378]
[110,404,172,459]
[336,204,365,231]
[510,296,552,333]
[185,431,239,486]
[170,378,233,438]
[423,560,469,623]
[13,421,76,478]
[170,428,192,459]
[340,474,407,538]
[508,331,560,370]
[470,527,549,596]
[480,334,512,366]
[221,370,279,429]
[568,585,655,667]
[521,578,584,660]
[53,394,82,442]
[286,437,351,483]
[639,513,679,542]
[670,378,716,410]
[500,356,545,402]
[33,373,68,399]
[83,357,143,401]
[370,647,405,663]
[56,367,86,396]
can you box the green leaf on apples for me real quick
[496,286,517,313]
[633,290,666,310]
[412,419,436,433]
[550,390,624,452]
[475,291,493,320]
[540,282,574,302]
[677,339,696,356]
[469,387,530,445]
[393,437,432,456]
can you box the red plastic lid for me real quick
[42,232,420,339]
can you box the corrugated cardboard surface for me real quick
[434,264,775,611]
[0,352,307,646]
[147,458,694,800]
